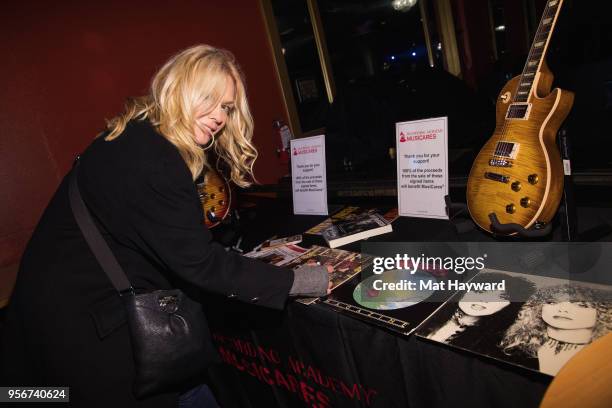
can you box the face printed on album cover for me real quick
[541,301,597,330]
[458,290,510,317]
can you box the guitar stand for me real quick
[488,212,552,238]
[444,195,475,234]
[557,129,612,241]
[443,195,552,238]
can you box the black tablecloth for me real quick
[206,299,550,408]
[205,199,565,407]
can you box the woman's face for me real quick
[458,290,510,317]
[193,76,236,146]
[541,301,597,330]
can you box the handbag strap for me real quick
[69,161,134,295]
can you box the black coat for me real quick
[0,120,294,407]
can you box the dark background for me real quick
[272,0,612,176]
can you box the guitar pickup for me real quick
[505,103,531,120]
[489,158,512,167]
[493,141,520,159]
[484,172,509,183]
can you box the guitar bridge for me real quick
[489,158,512,167]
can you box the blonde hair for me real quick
[103,44,257,187]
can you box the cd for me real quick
[353,269,436,310]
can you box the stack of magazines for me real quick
[242,207,397,304]
[245,238,373,304]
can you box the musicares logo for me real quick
[399,130,439,142]
[293,145,320,155]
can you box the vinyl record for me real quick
[353,269,436,310]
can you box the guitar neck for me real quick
[514,0,564,103]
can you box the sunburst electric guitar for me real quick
[196,168,231,229]
[466,0,573,235]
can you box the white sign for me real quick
[291,135,328,215]
[396,117,449,219]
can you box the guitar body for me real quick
[196,168,231,229]
[467,62,574,234]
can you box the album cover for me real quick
[416,269,612,376]
[322,266,473,336]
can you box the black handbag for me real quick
[68,161,216,398]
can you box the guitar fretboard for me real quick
[514,0,563,103]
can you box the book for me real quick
[305,206,398,236]
[243,244,308,266]
[322,212,393,248]
[283,245,374,305]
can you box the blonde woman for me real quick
[1,45,330,407]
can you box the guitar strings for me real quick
[491,1,557,163]
[494,0,555,154]
[495,0,556,150]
